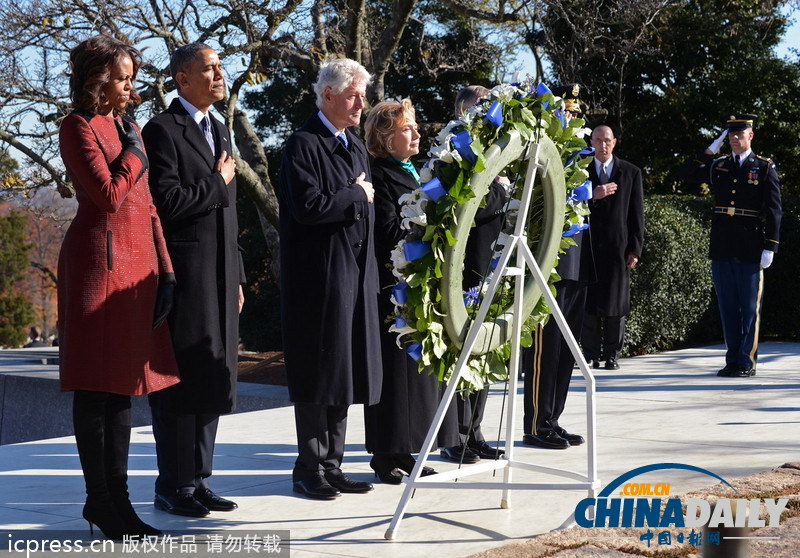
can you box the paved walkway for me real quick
[1,342,799,556]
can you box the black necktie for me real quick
[599,164,609,184]
[734,154,740,166]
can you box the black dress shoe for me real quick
[605,358,620,370]
[717,363,741,377]
[522,431,569,450]
[591,359,601,369]
[154,493,209,517]
[194,488,238,511]
[292,476,341,500]
[324,470,373,493]
[440,445,480,464]
[553,426,585,446]
[729,367,756,377]
[468,440,505,459]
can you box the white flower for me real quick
[491,231,509,252]
[491,83,518,103]
[400,198,428,229]
[419,165,433,183]
[389,319,417,345]
[390,240,409,278]
[429,142,460,164]
[574,127,591,138]
[436,121,459,144]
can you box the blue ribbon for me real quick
[486,101,503,127]
[421,177,447,202]
[564,146,595,168]
[562,222,589,237]
[392,282,408,304]
[554,108,566,128]
[403,240,432,261]
[568,180,593,202]
[451,130,477,164]
[407,342,423,361]
[395,315,408,329]
[535,82,552,108]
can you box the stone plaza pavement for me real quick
[0,341,798,557]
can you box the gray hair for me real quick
[313,58,372,108]
[170,42,214,84]
[454,85,490,117]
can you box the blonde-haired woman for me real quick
[364,100,458,483]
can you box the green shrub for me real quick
[624,196,714,355]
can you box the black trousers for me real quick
[456,387,488,445]
[582,314,626,361]
[293,403,349,481]
[522,280,586,435]
[151,405,219,496]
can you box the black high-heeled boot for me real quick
[394,453,436,477]
[104,394,161,537]
[73,391,127,540]
[369,453,405,484]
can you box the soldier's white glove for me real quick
[707,129,727,154]
[760,250,774,269]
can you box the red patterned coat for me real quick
[57,110,180,395]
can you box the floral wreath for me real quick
[388,81,594,391]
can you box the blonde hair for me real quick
[365,99,415,158]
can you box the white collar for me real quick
[733,149,752,164]
[178,96,208,126]
[317,110,347,145]
[595,156,613,176]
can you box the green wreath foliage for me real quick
[389,83,593,390]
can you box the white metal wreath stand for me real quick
[384,142,600,540]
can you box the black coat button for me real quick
[354,212,362,220]
[354,240,363,248]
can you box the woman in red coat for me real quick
[58,35,179,539]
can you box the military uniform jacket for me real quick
[677,151,781,263]
[278,112,383,406]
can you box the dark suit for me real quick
[458,180,508,447]
[142,98,245,497]
[522,228,595,436]
[582,156,644,361]
[279,112,382,481]
[677,150,781,369]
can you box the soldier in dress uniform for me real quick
[677,113,782,377]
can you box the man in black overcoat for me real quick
[142,43,245,517]
[582,125,644,370]
[279,59,382,500]
[677,114,781,377]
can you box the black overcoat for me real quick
[462,181,508,289]
[677,151,781,263]
[278,112,382,405]
[364,157,458,453]
[142,98,245,414]
[586,156,644,316]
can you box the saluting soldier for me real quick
[677,114,782,377]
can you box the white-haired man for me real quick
[279,59,383,499]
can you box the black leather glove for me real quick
[116,118,144,152]
[153,274,176,329]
